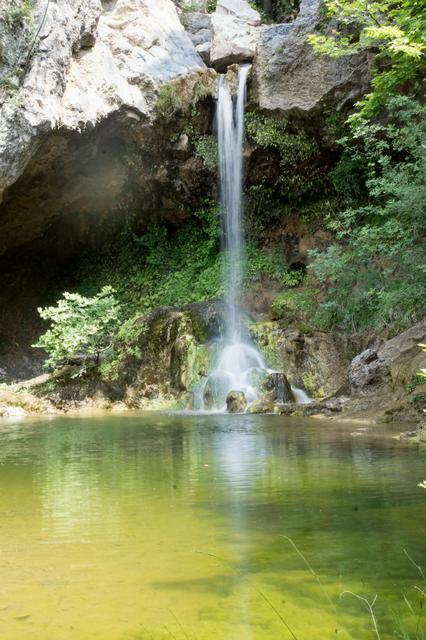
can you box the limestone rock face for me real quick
[182,12,212,63]
[210,0,261,70]
[0,0,205,207]
[252,0,370,113]
[250,321,350,399]
[215,0,261,25]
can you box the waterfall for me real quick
[217,65,249,342]
[194,66,310,412]
[195,66,269,412]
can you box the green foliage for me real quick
[77,200,294,326]
[2,0,32,29]
[206,0,217,13]
[309,0,426,119]
[156,83,183,119]
[245,111,330,214]
[245,245,290,286]
[251,0,299,22]
[331,151,368,205]
[194,134,218,169]
[270,289,313,322]
[246,112,317,164]
[307,97,426,332]
[33,287,121,370]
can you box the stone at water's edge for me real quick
[246,399,276,414]
[226,390,248,413]
[263,372,295,403]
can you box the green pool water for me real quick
[0,413,425,640]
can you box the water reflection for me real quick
[0,414,424,639]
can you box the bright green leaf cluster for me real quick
[33,286,121,369]
[309,0,426,118]
[307,97,426,332]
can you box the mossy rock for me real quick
[226,390,247,414]
[247,399,276,414]
[249,321,283,369]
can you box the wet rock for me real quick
[349,346,385,392]
[246,399,275,414]
[252,0,370,114]
[263,372,295,403]
[250,321,351,398]
[203,371,230,410]
[226,390,247,413]
[210,0,261,70]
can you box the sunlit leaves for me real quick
[309,0,426,117]
[33,286,120,369]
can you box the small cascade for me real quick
[194,66,310,412]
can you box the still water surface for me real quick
[0,414,425,640]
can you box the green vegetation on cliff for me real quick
[309,97,426,331]
[76,201,289,321]
[33,201,293,370]
[309,0,426,119]
[299,0,426,333]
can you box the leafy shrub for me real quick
[33,287,120,369]
[331,151,368,205]
[307,97,426,332]
[156,83,182,119]
[194,135,218,169]
[3,0,32,29]
[270,290,313,322]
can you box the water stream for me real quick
[198,67,308,411]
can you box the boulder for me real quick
[226,390,248,413]
[210,0,261,70]
[252,0,370,113]
[349,321,426,398]
[215,0,261,26]
[263,372,295,403]
[250,321,351,398]
[246,399,275,414]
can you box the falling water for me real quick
[195,66,310,412]
[217,65,249,342]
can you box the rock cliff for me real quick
[252,0,370,114]
[0,0,209,253]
